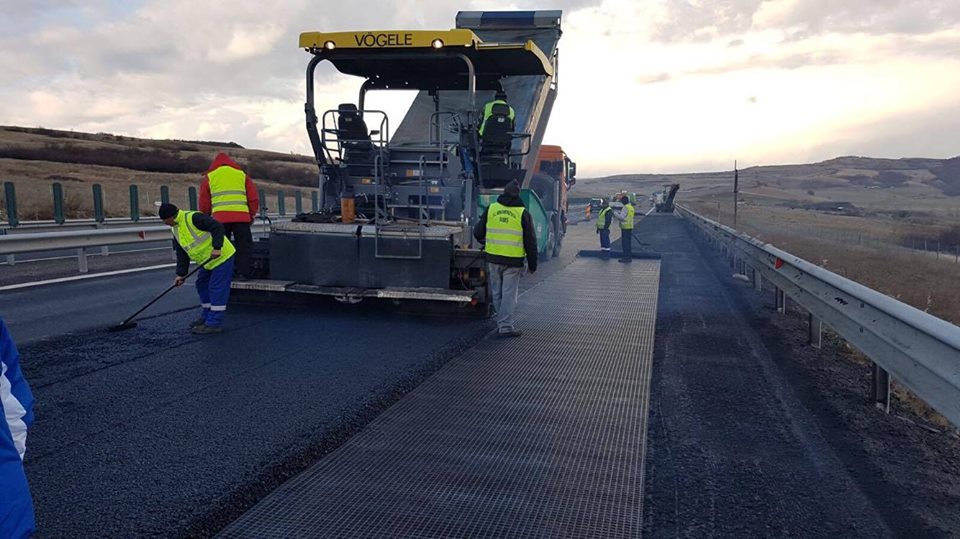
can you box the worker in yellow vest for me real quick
[478,90,516,138]
[199,153,259,280]
[159,203,236,334]
[473,180,538,338]
[613,195,636,263]
[596,199,613,258]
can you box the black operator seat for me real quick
[479,102,514,163]
[337,103,373,161]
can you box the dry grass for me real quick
[689,200,960,324]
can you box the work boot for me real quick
[191,324,223,335]
[497,329,522,338]
[190,317,206,329]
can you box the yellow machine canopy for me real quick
[299,29,553,90]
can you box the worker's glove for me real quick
[174,276,186,287]
[210,249,221,259]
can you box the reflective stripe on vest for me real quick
[484,202,525,259]
[596,207,611,230]
[174,210,236,270]
[208,166,249,214]
[620,203,635,230]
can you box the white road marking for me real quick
[0,264,176,291]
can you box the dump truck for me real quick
[236,11,563,313]
[530,145,576,258]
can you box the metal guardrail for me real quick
[0,226,170,255]
[0,215,285,273]
[677,204,960,428]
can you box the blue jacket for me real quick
[0,317,36,538]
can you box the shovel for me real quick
[108,257,213,332]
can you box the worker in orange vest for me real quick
[199,153,259,280]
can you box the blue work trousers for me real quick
[599,229,611,250]
[196,258,234,327]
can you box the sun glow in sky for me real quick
[2,0,959,176]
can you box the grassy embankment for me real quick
[0,126,321,220]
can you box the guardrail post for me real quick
[753,267,762,291]
[52,183,65,224]
[129,185,140,222]
[872,364,891,413]
[311,191,319,212]
[188,187,198,211]
[278,191,286,216]
[808,313,822,349]
[295,190,303,214]
[775,287,786,314]
[3,182,18,227]
[5,254,12,266]
[160,185,170,204]
[258,189,268,215]
[77,247,88,273]
[92,184,105,224]
[101,245,109,257]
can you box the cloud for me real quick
[648,0,960,43]
[2,0,959,176]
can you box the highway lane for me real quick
[0,267,197,343]
[21,304,490,537]
[11,223,598,536]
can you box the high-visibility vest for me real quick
[620,203,635,230]
[174,210,236,270]
[484,202,525,259]
[478,99,516,137]
[597,207,612,230]
[208,166,250,215]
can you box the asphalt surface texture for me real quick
[637,213,960,537]
[9,222,598,537]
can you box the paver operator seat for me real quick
[337,103,373,161]
[479,102,514,165]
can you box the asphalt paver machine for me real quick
[236,11,563,313]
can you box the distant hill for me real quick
[0,125,318,187]
[579,155,960,201]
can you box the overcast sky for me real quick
[2,0,959,176]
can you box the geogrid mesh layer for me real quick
[218,259,660,538]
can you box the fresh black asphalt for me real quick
[10,225,598,536]
[19,305,488,537]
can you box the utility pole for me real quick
[733,160,739,229]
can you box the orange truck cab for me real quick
[533,144,577,233]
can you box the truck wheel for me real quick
[542,221,557,261]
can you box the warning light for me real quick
[431,39,444,49]
[324,41,336,50]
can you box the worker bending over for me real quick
[474,180,538,338]
[159,203,236,334]
[199,153,259,280]
[613,195,635,263]
[596,199,613,258]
